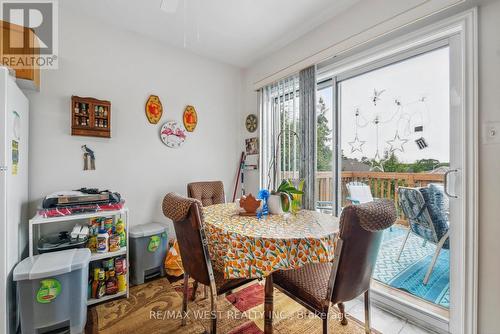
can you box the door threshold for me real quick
[370,280,449,333]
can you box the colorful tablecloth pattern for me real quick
[203,203,339,279]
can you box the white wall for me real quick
[240,0,500,332]
[476,1,500,332]
[26,8,242,236]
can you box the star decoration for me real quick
[348,134,366,154]
[370,151,385,172]
[371,89,386,106]
[387,132,409,153]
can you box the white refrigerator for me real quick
[0,66,29,334]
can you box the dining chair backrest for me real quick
[162,192,213,286]
[346,182,374,204]
[330,200,396,304]
[187,181,225,206]
[398,186,449,247]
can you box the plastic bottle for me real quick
[91,268,100,298]
[115,218,126,247]
[97,269,106,299]
[117,274,126,292]
[96,223,109,253]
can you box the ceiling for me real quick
[60,0,360,68]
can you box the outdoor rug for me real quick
[86,277,381,334]
[373,225,449,308]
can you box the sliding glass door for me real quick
[338,45,451,307]
[316,35,465,331]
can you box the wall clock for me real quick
[160,121,187,148]
[145,95,163,124]
[183,105,198,132]
[245,114,258,133]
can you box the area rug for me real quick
[373,225,449,308]
[85,278,205,334]
[87,277,380,334]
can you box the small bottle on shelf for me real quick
[97,223,109,253]
[117,273,126,292]
[97,269,106,299]
[91,268,100,298]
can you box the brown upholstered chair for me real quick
[162,192,251,334]
[186,181,226,299]
[264,200,397,334]
[187,181,225,206]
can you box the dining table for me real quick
[203,203,340,279]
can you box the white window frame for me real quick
[317,9,478,334]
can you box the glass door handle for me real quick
[444,169,459,199]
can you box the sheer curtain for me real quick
[259,75,300,192]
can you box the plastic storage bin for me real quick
[129,223,168,285]
[14,248,91,334]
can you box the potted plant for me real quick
[268,179,304,214]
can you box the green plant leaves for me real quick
[276,179,304,195]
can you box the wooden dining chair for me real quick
[162,192,252,334]
[187,181,225,206]
[186,181,226,299]
[264,200,397,334]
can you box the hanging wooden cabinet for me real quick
[0,20,41,90]
[71,96,111,138]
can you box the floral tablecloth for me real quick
[203,203,339,279]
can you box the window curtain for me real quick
[259,75,300,192]
[299,65,317,210]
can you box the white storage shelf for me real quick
[87,291,127,306]
[28,208,130,306]
[90,247,126,262]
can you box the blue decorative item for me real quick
[257,189,270,218]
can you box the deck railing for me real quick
[315,171,445,223]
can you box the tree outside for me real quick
[316,97,333,172]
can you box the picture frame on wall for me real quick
[245,137,259,155]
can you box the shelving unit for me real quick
[87,290,127,306]
[90,247,127,262]
[28,208,129,306]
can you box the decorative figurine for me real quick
[82,145,96,170]
[239,194,261,215]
